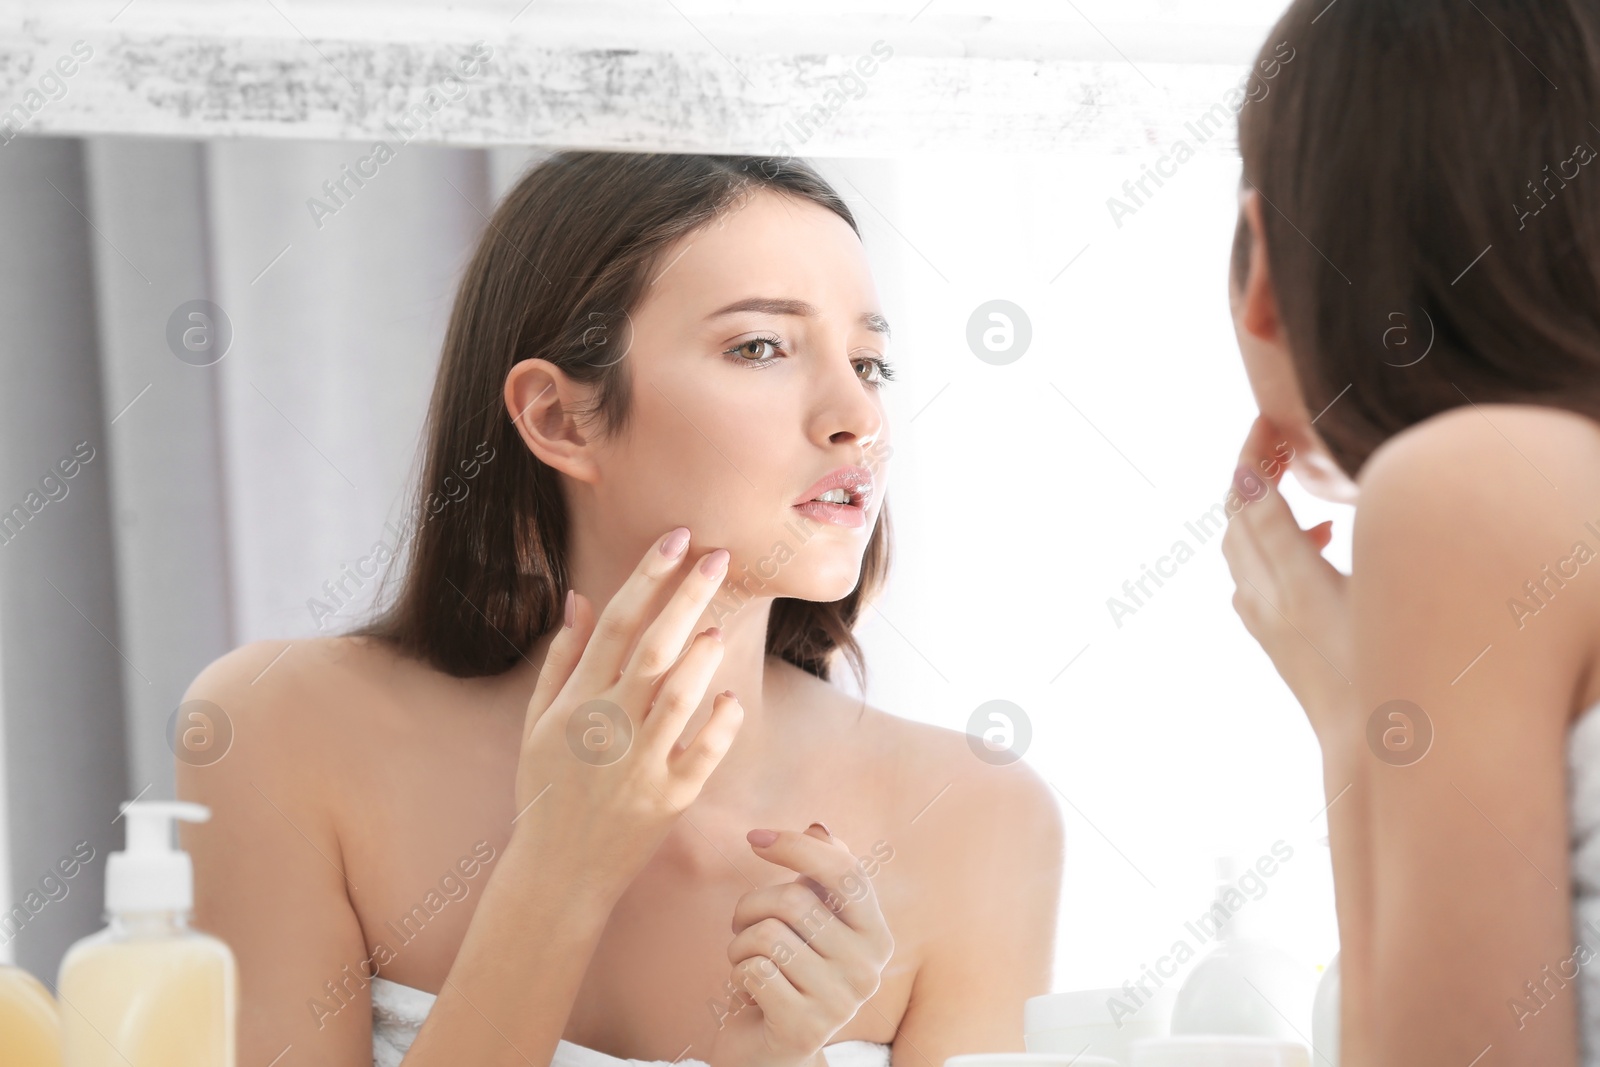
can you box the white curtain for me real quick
[0,134,553,975]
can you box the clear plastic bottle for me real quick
[1169,855,1316,1042]
[58,800,236,1067]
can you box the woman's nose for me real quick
[821,372,884,449]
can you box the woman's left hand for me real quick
[1221,414,1353,739]
[706,824,894,1067]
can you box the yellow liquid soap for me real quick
[58,912,236,1067]
[60,800,236,1067]
[0,963,63,1066]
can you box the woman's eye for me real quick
[854,356,896,385]
[730,338,780,362]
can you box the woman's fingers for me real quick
[616,546,732,705]
[744,830,886,940]
[730,880,850,959]
[722,847,890,1050]
[1232,416,1338,574]
[1224,416,1338,618]
[668,691,743,789]
[715,828,894,1060]
[726,883,876,1017]
[523,589,593,740]
[1220,417,1279,587]
[1228,418,1299,572]
[728,917,841,1002]
[640,627,725,749]
[727,948,807,1021]
[1233,471,1314,581]
[1221,479,1281,618]
[510,529,747,865]
[564,526,694,698]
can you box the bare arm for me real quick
[181,527,745,1066]
[1224,406,1600,1065]
[887,762,1065,1066]
[1316,718,1374,1062]
[177,641,381,1067]
[396,803,625,1063]
[1337,408,1597,1065]
[179,648,638,1067]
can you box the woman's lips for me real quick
[792,498,866,528]
[792,464,874,529]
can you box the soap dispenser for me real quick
[58,800,236,1066]
[0,961,62,1065]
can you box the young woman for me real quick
[1220,0,1600,1063]
[176,153,1062,1067]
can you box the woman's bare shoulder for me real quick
[188,633,412,704]
[181,634,425,764]
[777,661,1061,842]
[1361,402,1600,498]
[1356,403,1600,576]
[842,694,1065,957]
[175,635,446,866]
[1353,402,1600,714]
[874,706,1060,827]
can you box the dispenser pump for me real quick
[105,800,210,913]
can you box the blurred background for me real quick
[0,0,1345,1026]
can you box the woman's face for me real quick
[583,187,892,607]
[1229,189,1360,504]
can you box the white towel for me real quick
[369,975,892,1067]
[1568,701,1600,1065]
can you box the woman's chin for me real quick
[778,568,864,605]
[1293,451,1360,505]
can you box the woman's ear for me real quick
[504,358,601,484]
[1237,188,1282,342]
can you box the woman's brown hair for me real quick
[346,152,892,687]
[1232,0,1600,478]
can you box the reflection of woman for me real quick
[178,153,1063,1067]
[1218,1,1600,1063]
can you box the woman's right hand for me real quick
[512,525,744,890]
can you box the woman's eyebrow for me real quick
[706,297,891,338]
